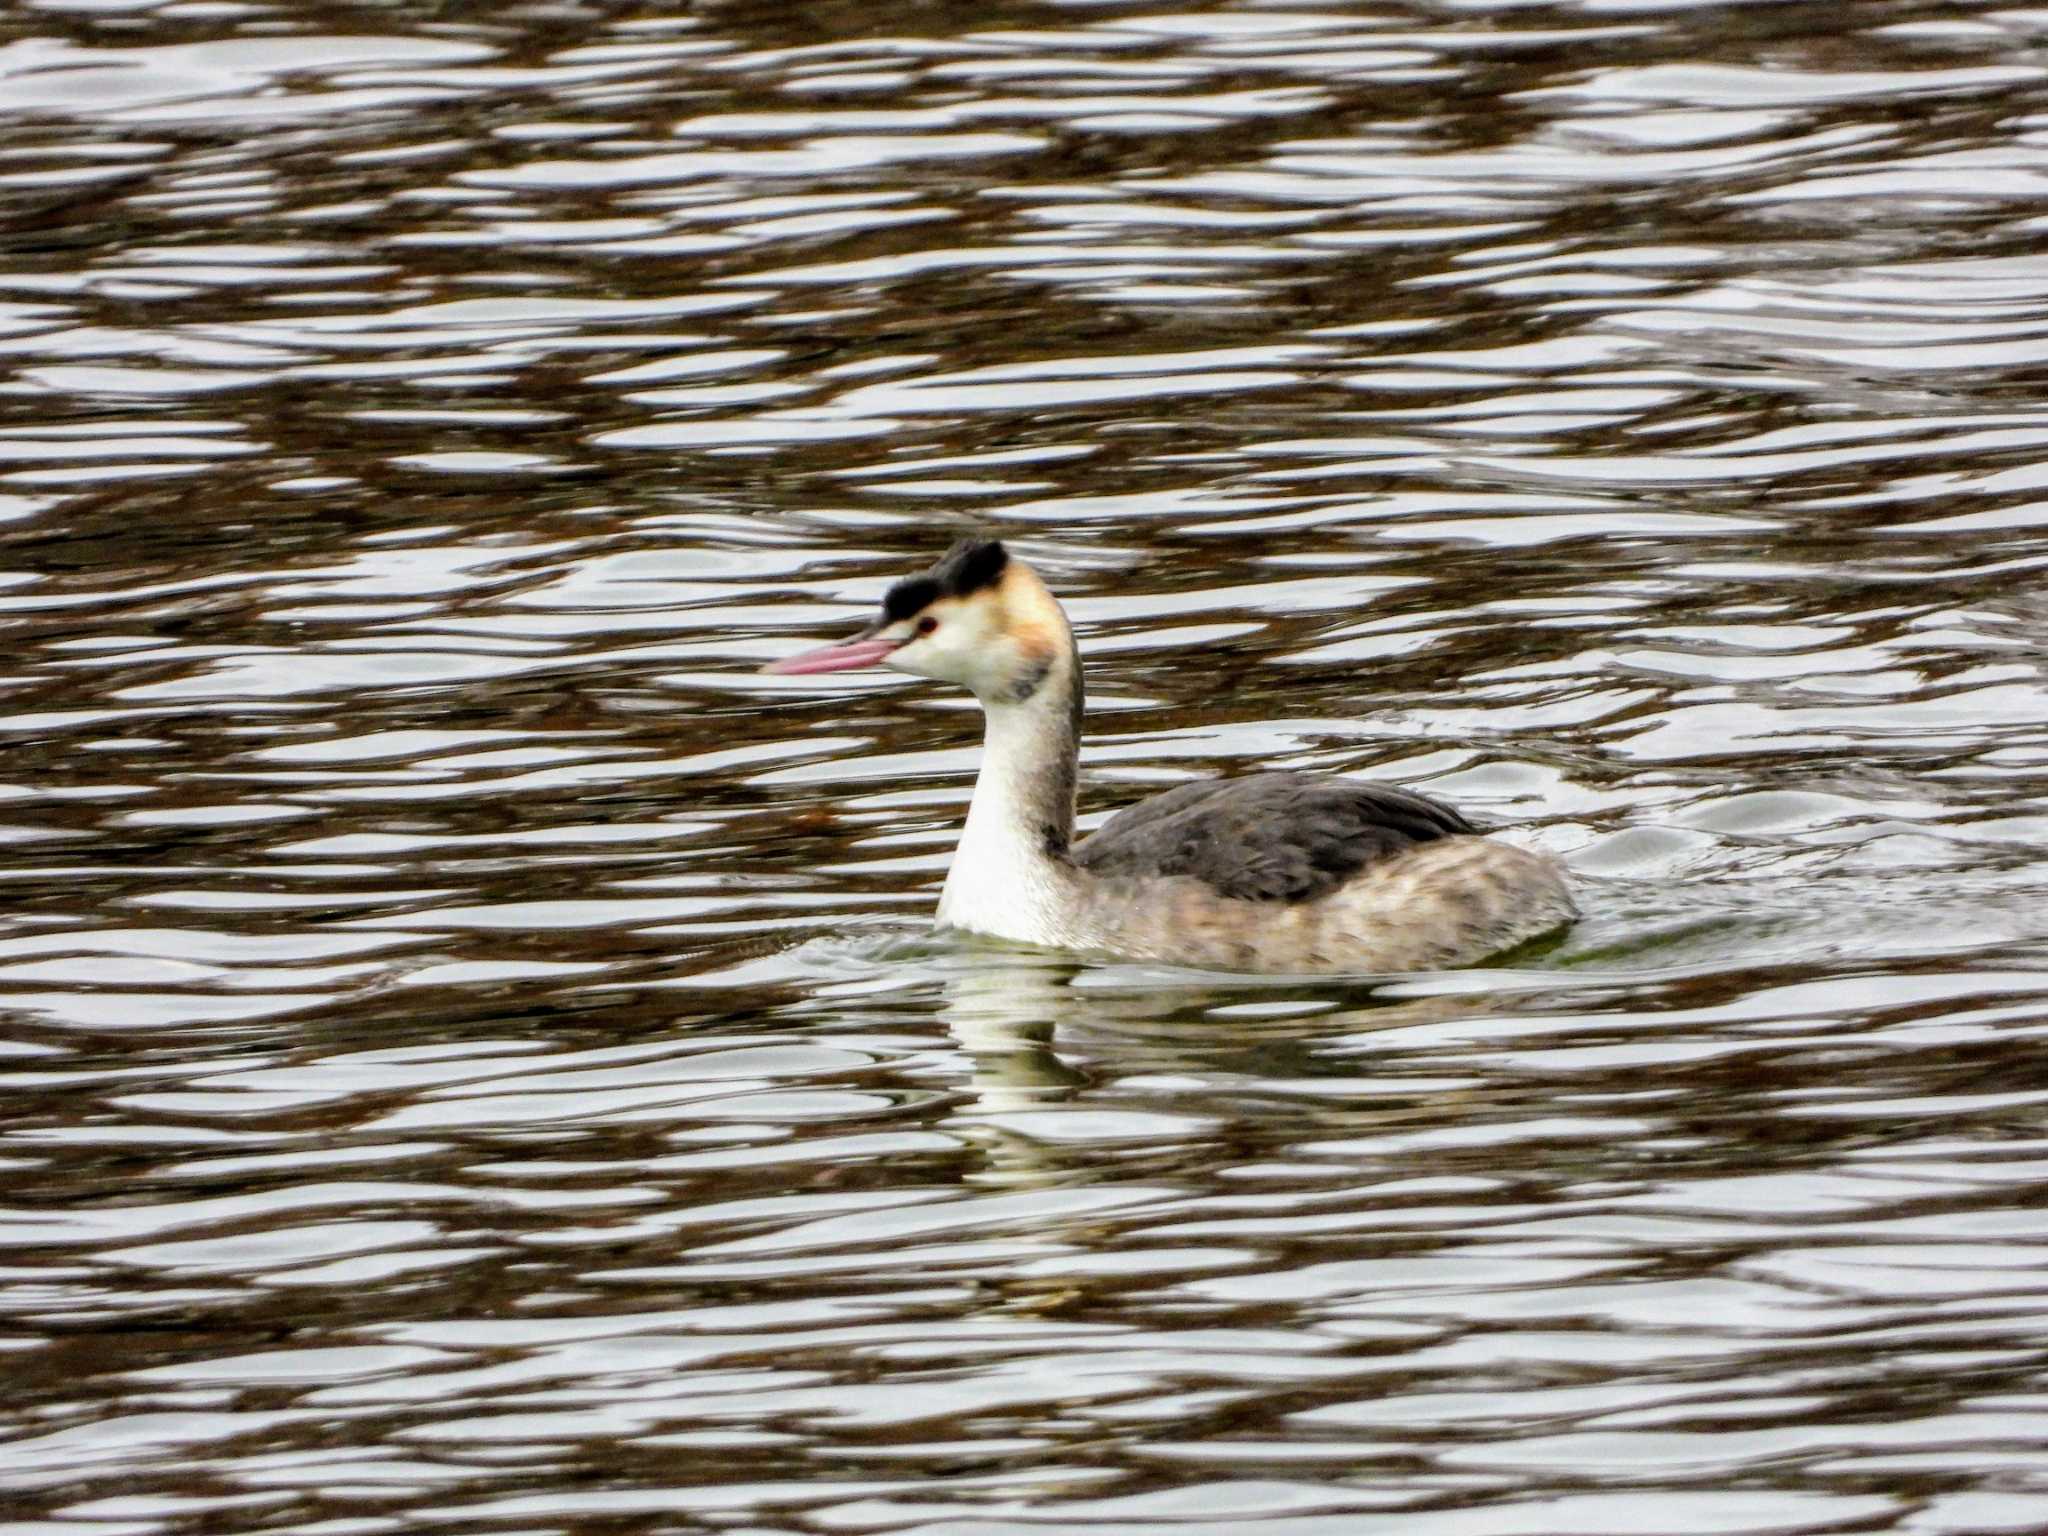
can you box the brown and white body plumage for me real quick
[767,539,1576,974]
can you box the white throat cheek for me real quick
[883,639,939,679]
[893,629,976,684]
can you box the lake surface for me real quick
[4,1,2048,1532]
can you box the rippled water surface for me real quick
[6,0,2048,1531]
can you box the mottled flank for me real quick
[1056,771,1571,971]
[1059,834,1578,974]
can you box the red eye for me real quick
[916,616,938,635]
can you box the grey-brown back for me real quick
[1072,771,1476,904]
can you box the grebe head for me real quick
[764,538,1070,706]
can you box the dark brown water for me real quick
[4,1,2048,1531]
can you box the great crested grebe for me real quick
[765,539,1576,973]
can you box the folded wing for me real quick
[1073,771,1475,904]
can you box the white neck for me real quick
[936,683,1079,946]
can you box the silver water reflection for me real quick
[4,0,2048,1532]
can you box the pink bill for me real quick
[761,636,900,675]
